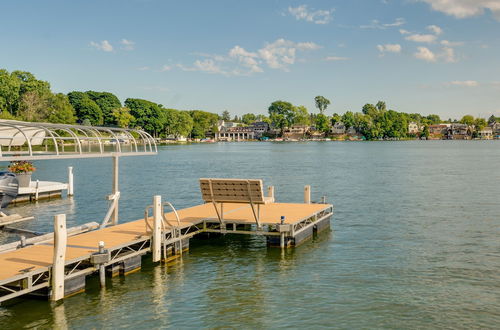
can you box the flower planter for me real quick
[16,172,32,188]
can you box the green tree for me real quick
[164,109,193,137]
[342,111,356,129]
[268,100,295,136]
[315,114,330,133]
[125,98,164,136]
[460,115,475,126]
[221,110,231,121]
[0,69,20,115]
[422,125,430,139]
[242,113,256,125]
[189,110,219,138]
[68,91,103,125]
[293,105,310,125]
[86,91,121,125]
[314,96,331,115]
[112,107,134,128]
[330,113,341,126]
[46,93,76,124]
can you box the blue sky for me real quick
[1,0,499,119]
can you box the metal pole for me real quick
[98,241,105,288]
[268,186,274,200]
[111,156,119,225]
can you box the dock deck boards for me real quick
[0,202,332,301]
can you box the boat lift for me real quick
[0,119,157,227]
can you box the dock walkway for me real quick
[0,202,333,304]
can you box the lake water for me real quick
[1,141,499,329]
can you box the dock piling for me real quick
[304,185,311,204]
[68,167,74,196]
[152,195,162,263]
[51,214,67,301]
[268,186,274,200]
[98,241,106,287]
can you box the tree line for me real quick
[1,69,494,140]
[0,69,217,138]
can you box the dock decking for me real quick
[0,201,333,304]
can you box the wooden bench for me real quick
[199,178,274,228]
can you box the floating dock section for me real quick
[0,198,333,304]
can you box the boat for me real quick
[0,172,19,208]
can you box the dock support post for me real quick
[51,214,67,302]
[280,232,285,248]
[111,156,119,225]
[304,185,311,204]
[68,166,74,196]
[34,180,40,201]
[268,186,274,200]
[98,241,106,288]
[152,195,162,263]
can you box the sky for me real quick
[1,0,500,119]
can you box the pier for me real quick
[0,192,333,304]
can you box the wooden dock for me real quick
[0,201,333,304]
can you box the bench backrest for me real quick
[199,178,265,204]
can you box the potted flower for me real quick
[8,161,36,187]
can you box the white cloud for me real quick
[405,33,438,43]
[414,46,459,63]
[414,47,437,62]
[179,39,321,76]
[399,29,411,35]
[324,56,350,61]
[90,40,113,52]
[420,0,500,20]
[384,18,406,27]
[288,5,333,24]
[137,66,150,71]
[160,65,172,72]
[377,44,402,54]
[446,80,479,87]
[441,40,464,46]
[120,39,135,51]
[229,46,263,73]
[439,46,457,62]
[361,18,406,29]
[427,24,443,35]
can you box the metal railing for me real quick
[0,119,157,161]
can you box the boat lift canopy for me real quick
[0,119,156,161]
[0,119,158,228]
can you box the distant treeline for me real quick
[0,69,496,140]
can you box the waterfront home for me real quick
[331,122,346,135]
[428,124,449,139]
[478,126,493,139]
[408,122,420,135]
[284,125,309,139]
[217,120,239,132]
[216,126,255,141]
[490,122,500,138]
[250,121,270,138]
[449,123,470,139]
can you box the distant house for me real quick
[284,125,309,139]
[490,122,500,138]
[346,126,359,137]
[408,122,420,134]
[330,122,346,135]
[216,126,255,141]
[449,123,470,139]
[478,126,493,139]
[250,121,269,138]
[428,124,449,138]
[217,120,239,132]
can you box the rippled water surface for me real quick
[1,141,499,329]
